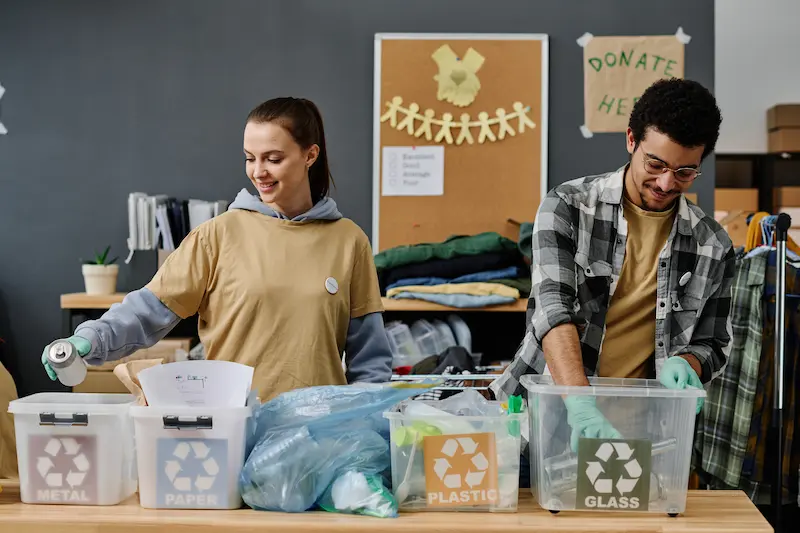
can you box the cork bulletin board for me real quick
[372,33,549,252]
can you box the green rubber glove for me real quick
[659,356,704,415]
[41,336,92,381]
[564,395,622,452]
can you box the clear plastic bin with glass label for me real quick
[384,399,523,513]
[522,375,705,516]
[8,393,138,506]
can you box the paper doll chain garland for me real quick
[380,96,536,145]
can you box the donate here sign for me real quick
[583,35,684,133]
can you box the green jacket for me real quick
[374,232,518,271]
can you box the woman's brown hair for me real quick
[246,97,333,202]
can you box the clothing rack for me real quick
[772,213,791,528]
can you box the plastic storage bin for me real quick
[522,375,705,516]
[131,403,253,509]
[8,393,137,506]
[384,400,523,512]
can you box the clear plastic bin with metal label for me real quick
[522,375,705,516]
[8,393,138,506]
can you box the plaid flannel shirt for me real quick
[491,167,736,401]
[695,249,767,488]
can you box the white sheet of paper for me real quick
[382,146,444,196]
[137,360,253,408]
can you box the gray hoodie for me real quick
[75,189,393,384]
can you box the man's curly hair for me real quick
[629,78,722,160]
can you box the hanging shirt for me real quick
[694,250,767,488]
[599,196,676,378]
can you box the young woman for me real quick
[42,97,393,401]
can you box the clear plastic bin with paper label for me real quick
[383,396,524,513]
[131,360,256,510]
[131,402,255,509]
[522,375,705,516]
[8,393,138,506]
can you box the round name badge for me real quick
[325,277,339,295]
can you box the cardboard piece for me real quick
[113,359,164,405]
[584,35,684,133]
[73,371,131,394]
[718,211,750,248]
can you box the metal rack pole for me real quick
[773,212,791,527]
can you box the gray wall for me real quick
[0,0,715,396]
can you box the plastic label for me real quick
[28,435,97,504]
[156,438,228,508]
[422,432,498,508]
[576,438,652,511]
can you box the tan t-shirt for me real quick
[146,210,384,402]
[599,196,676,379]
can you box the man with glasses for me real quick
[491,78,734,451]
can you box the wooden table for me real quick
[0,483,772,533]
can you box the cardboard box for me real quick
[87,337,193,371]
[767,105,800,130]
[767,105,800,153]
[768,129,800,153]
[774,187,800,207]
[72,371,130,394]
[715,188,758,212]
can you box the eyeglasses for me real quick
[641,152,701,183]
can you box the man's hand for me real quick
[564,396,622,452]
[659,355,704,414]
[543,324,589,387]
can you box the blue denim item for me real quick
[389,292,516,308]
[385,267,522,292]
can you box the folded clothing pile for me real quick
[375,232,530,308]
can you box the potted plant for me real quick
[82,246,119,295]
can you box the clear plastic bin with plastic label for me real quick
[384,398,523,513]
[131,403,254,510]
[522,375,705,516]
[8,393,138,506]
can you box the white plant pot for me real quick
[82,264,119,295]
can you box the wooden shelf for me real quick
[61,293,528,313]
[61,292,125,310]
[382,297,527,313]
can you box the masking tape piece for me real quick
[0,122,6,135]
[576,32,594,48]
[675,26,692,44]
[580,124,594,139]
[0,83,5,99]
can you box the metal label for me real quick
[28,435,98,504]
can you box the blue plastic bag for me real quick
[240,382,437,515]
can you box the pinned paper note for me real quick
[580,32,686,133]
[137,360,253,408]
[382,146,445,197]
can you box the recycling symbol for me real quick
[432,437,489,489]
[585,442,641,495]
[36,437,91,489]
[165,441,219,492]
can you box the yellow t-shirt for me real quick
[146,209,384,402]
[599,196,676,379]
[0,361,18,479]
